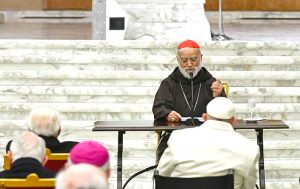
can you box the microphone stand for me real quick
[212,0,233,41]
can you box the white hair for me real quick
[55,164,108,189]
[28,106,61,137]
[177,48,202,79]
[178,63,202,79]
[10,131,46,163]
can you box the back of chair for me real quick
[0,173,55,189]
[3,154,10,171]
[3,149,69,173]
[154,169,234,189]
[44,149,69,172]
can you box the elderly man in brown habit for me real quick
[152,39,226,161]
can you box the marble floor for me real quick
[0,13,300,42]
[0,22,92,40]
[210,22,300,42]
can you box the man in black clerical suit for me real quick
[0,131,55,178]
[6,106,77,153]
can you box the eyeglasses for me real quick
[179,56,199,64]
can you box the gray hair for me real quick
[55,164,108,189]
[10,131,46,163]
[28,106,61,137]
[176,48,202,79]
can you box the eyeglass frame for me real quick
[177,54,203,65]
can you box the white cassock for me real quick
[157,120,260,189]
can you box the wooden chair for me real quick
[44,149,69,172]
[3,155,10,171]
[0,173,55,189]
[154,169,234,189]
[3,149,69,173]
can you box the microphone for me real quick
[188,72,196,126]
[185,72,202,126]
[190,72,194,112]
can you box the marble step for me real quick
[237,129,300,141]
[265,179,300,189]
[1,56,300,72]
[0,113,298,122]
[0,86,299,98]
[0,70,300,84]
[265,158,300,179]
[0,40,299,56]
[1,78,300,87]
[0,102,299,113]
[0,85,299,96]
[0,95,300,104]
[0,80,300,89]
[0,107,299,121]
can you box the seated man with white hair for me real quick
[55,163,108,189]
[66,140,111,181]
[0,131,55,178]
[156,97,260,189]
[6,106,78,153]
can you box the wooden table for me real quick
[93,120,288,189]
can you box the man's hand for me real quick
[211,80,223,97]
[167,111,181,122]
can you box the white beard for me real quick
[179,64,202,79]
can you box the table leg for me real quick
[117,131,125,189]
[256,129,265,189]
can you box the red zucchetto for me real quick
[177,39,200,49]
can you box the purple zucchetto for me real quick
[70,140,109,167]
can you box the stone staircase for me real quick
[0,40,299,189]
